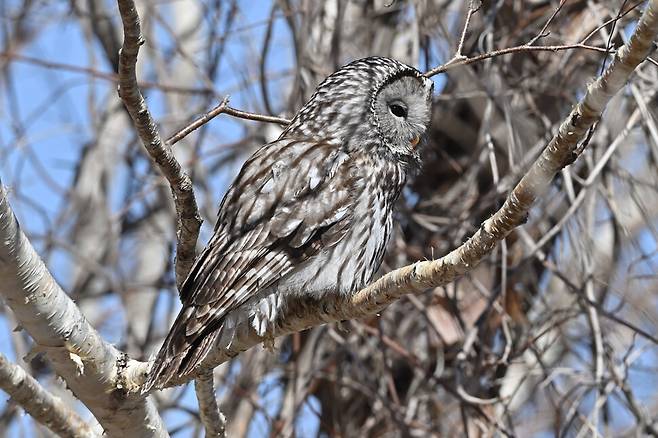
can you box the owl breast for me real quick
[224,154,406,342]
[226,151,406,340]
[277,152,405,296]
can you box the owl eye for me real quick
[388,102,408,119]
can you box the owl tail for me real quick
[141,307,221,393]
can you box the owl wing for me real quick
[144,139,356,390]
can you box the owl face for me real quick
[283,57,433,167]
[373,73,434,164]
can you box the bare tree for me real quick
[1,0,658,436]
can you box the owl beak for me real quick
[410,135,420,148]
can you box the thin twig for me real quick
[222,106,291,125]
[166,98,291,147]
[599,0,632,74]
[581,0,646,44]
[167,97,230,146]
[455,1,481,58]
[528,0,567,45]
[532,254,658,346]
[1,50,295,129]
[609,355,658,435]
[424,43,610,77]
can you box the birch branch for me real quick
[130,0,658,389]
[0,182,168,436]
[0,352,96,438]
[194,371,226,438]
[116,0,201,289]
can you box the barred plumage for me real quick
[144,56,434,391]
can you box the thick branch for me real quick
[126,0,658,389]
[0,182,168,436]
[116,0,201,288]
[0,352,95,438]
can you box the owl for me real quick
[143,57,434,391]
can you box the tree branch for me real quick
[194,371,226,438]
[424,43,611,77]
[222,106,292,126]
[166,97,291,147]
[0,352,96,438]
[0,182,168,436]
[116,0,201,288]
[454,0,481,59]
[131,0,658,390]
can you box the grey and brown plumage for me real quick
[143,57,434,391]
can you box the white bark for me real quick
[194,372,226,438]
[0,352,95,438]
[0,182,168,436]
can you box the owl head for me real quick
[282,57,434,167]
